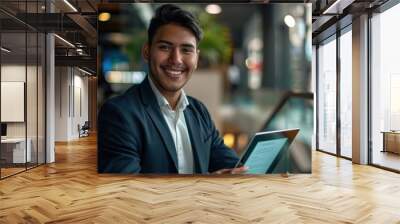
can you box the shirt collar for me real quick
[148,75,189,111]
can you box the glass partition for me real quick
[27,30,38,169]
[0,1,46,179]
[1,29,28,177]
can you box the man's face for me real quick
[143,23,199,95]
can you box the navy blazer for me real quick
[98,77,239,174]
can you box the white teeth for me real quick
[165,69,182,75]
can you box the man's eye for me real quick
[182,48,194,54]
[159,45,171,51]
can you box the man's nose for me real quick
[168,48,183,64]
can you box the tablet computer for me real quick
[235,128,299,174]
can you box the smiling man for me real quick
[98,4,247,174]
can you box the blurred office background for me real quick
[98,3,313,173]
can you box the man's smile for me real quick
[161,65,186,78]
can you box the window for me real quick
[317,36,337,154]
[371,3,400,171]
[339,28,352,158]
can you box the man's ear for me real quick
[142,43,150,62]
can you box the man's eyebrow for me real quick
[156,40,196,49]
[181,43,195,49]
[156,40,173,45]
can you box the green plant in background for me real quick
[197,11,233,66]
[125,29,147,69]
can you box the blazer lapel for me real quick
[139,77,179,170]
[184,106,208,174]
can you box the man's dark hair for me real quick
[148,4,203,45]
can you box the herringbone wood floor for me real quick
[1,135,400,223]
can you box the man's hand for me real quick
[212,166,248,174]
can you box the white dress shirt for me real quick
[148,76,194,174]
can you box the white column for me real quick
[46,33,55,163]
[352,14,369,164]
[45,1,55,163]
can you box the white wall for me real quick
[55,66,69,141]
[72,73,89,138]
[55,67,89,141]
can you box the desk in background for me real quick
[381,131,400,154]
[1,138,31,163]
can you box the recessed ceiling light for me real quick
[284,15,296,28]
[205,4,221,15]
[98,12,111,22]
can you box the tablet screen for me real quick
[236,129,299,174]
[244,138,288,174]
